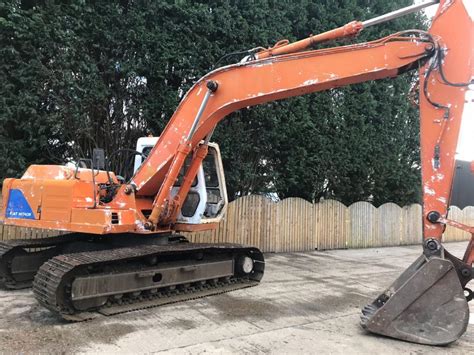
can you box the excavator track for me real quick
[0,234,89,289]
[0,233,185,290]
[33,242,264,321]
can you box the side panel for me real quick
[3,180,42,221]
[41,182,73,222]
[5,189,37,220]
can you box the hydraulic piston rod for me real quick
[362,1,440,27]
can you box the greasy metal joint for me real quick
[206,80,219,92]
[425,238,440,251]
[423,238,442,257]
[427,210,441,223]
[144,221,154,231]
[124,184,135,195]
[461,268,472,278]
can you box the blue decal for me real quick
[5,189,36,220]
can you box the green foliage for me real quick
[0,0,426,206]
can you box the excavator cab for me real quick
[134,137,228,226]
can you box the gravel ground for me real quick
[0,242,473,354]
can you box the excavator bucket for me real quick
[360,255,469,345]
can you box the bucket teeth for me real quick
[360,302,383,328]
[361,303,378,315]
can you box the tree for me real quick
[0,0,425,206]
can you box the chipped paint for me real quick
[424,186,436,196]
[303,79,319,85]
[441,0,454,13]
[247,92,267,98]
[135,219,146,231]
[248,61,273,68]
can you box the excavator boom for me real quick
[2,31,434,234]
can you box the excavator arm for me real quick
[419,0,474,244]
[361,0,474,344]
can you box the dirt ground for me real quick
[0,242,473,354]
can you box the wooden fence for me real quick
[186,196,473,252]
[1,195,473,252]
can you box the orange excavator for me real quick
[1,0,473,345]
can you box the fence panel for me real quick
[348,202,378,248]
[315,200,348,250]
[402,204,422,245]
[445,206,469,242]
[378,203,404,248]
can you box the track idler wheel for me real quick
[360,254,470,345]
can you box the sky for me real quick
[420,0,474,161]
